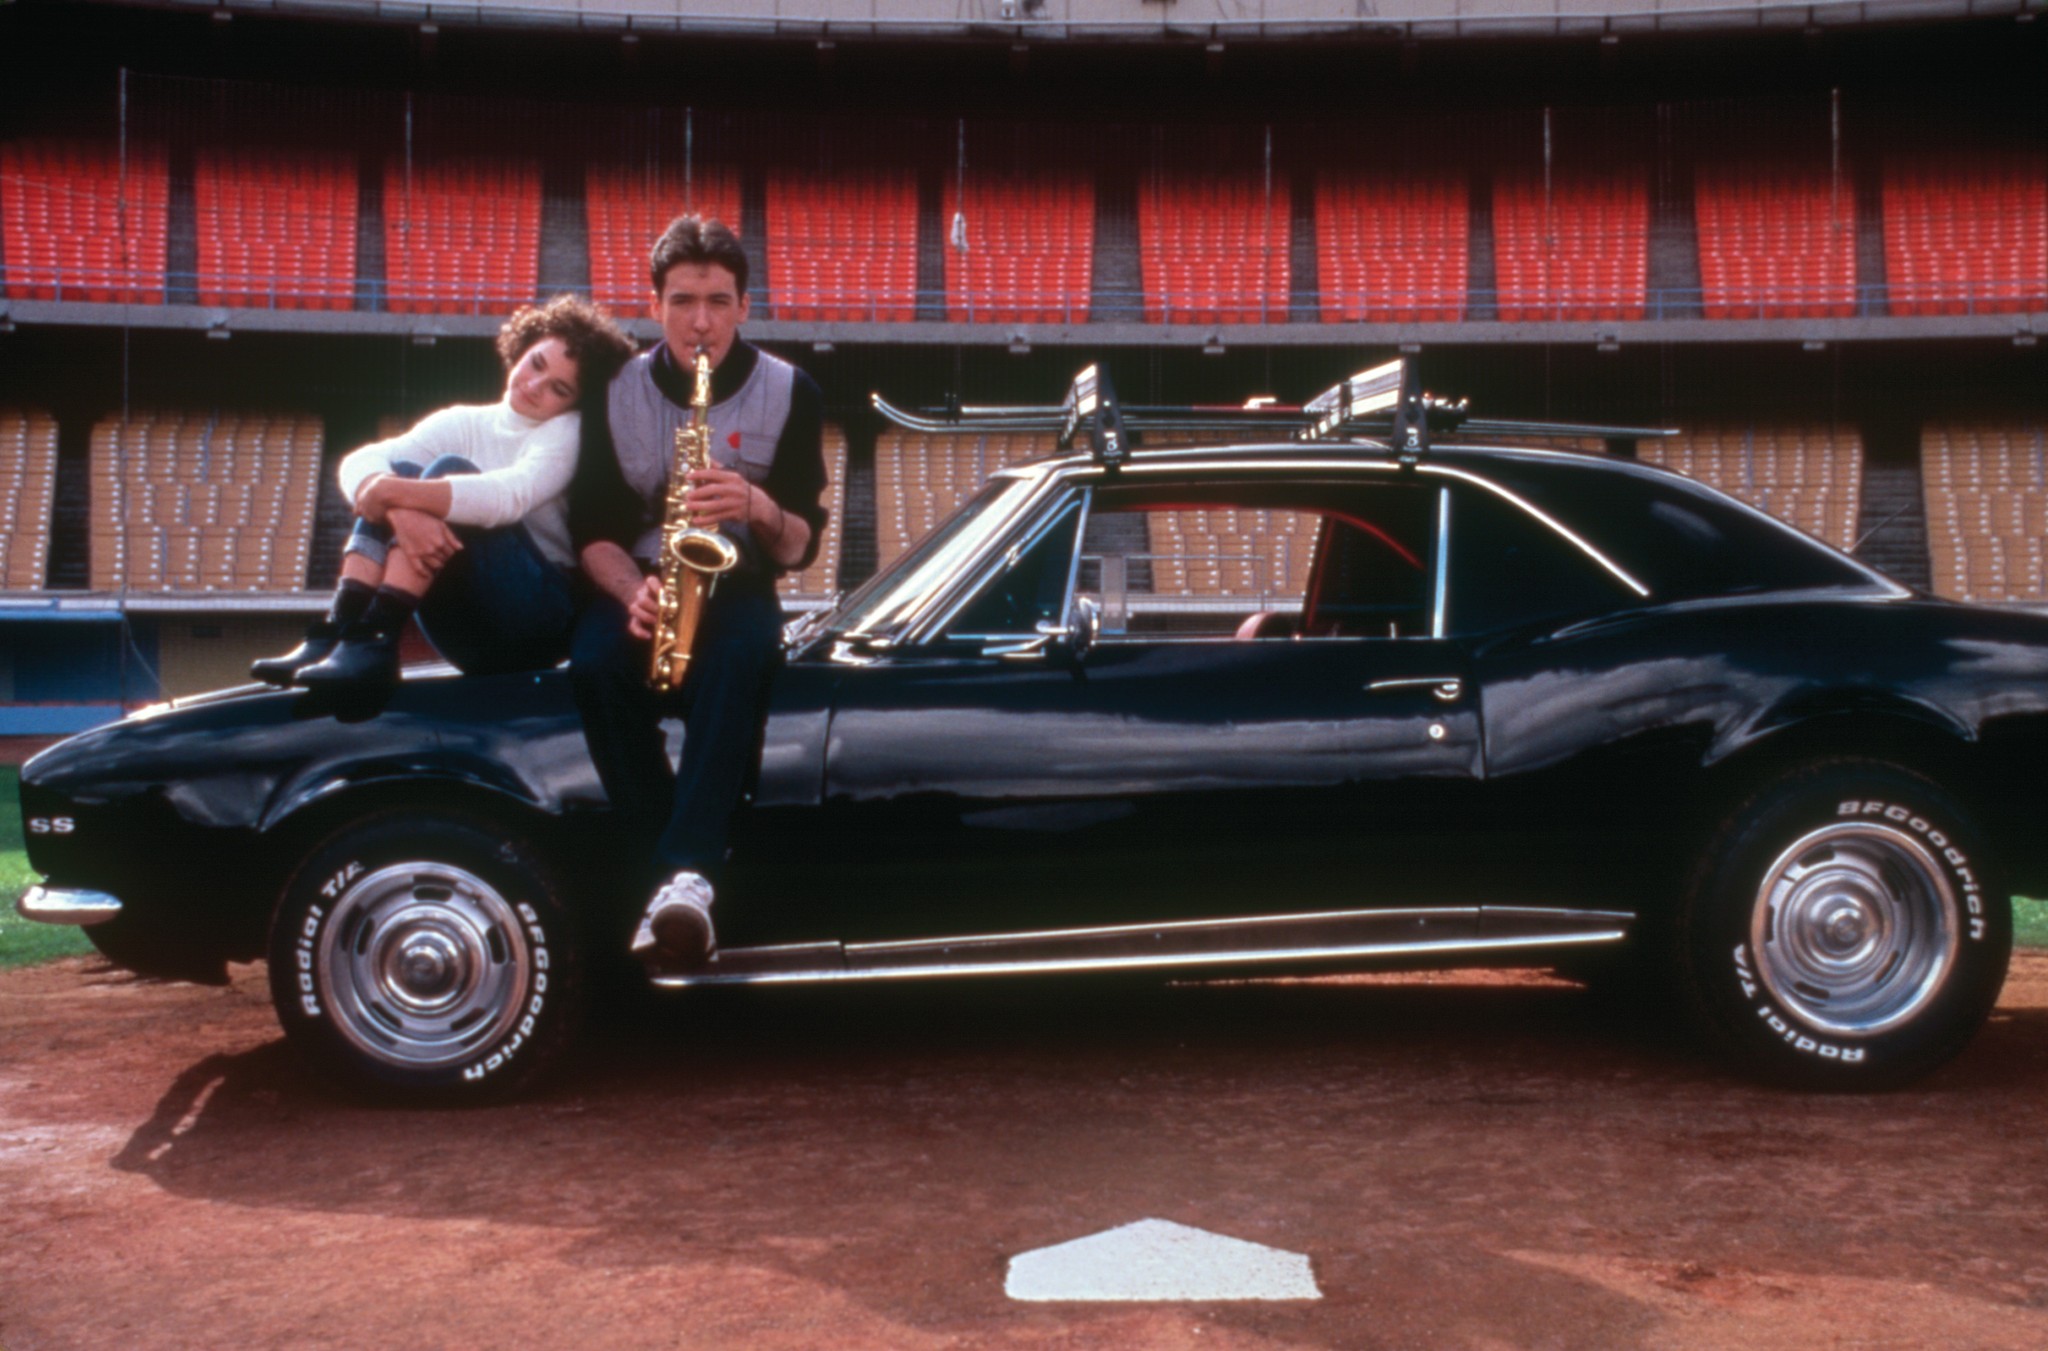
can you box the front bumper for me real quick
[15,886,122,926]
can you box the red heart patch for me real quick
[728,431,743,449]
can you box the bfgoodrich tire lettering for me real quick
[1676,759,2011,1090]
[268,811,584,1101]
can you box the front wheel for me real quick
[1675,760,2010,1090]
[268,811,584,1102]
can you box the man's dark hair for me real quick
[649,214,750,298]
[494,295,635,407]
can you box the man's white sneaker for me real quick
[630,870,717,966]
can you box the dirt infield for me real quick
[4,954,2048,1350]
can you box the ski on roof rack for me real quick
[871,357,1675,470]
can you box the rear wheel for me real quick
[268,811,584,1102]
[1675,759,2010,1089]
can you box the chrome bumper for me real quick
[15,886,123,926]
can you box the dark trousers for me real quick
[348,455,576,675]
[569,577,784,892]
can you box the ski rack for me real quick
[870,357,1675,473]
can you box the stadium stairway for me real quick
[1288,173,1318,323]
[166,148,199,308]
[1857,440,1932,591]
[356,160,386,312]
[46,422,91,591]
[915,166,946,324]
[1855,158,1890,316]
[1650,176,1702,320]
[538,159,590,298]
[1464,171,1498,323]
[1090,167,1143,324]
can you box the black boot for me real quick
[250,621,341,686]
[294,623,401,692]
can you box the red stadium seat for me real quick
[1883,151,2047,317]
[1,137,169,304]
[765,167,918,322]
[944,170,1093,324]
[383,157,541,316]
[1317,171,1469,323]
[1138,170,1290,325]
[1493,169,1648,322]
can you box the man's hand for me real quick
[390,506,462,572]
[682,465,754,527]
[626,572,663,641]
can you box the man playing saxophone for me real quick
[567,215,827,966]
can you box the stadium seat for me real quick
[586,163,744,311]
[195,148,358,311]
[88,410,323,593]
[1883,152,2048,317]
[1492,168,1649,322]
[1921,421,2048,602]
[765,168,919,321]
[1316,171,1469,323]
[943,171,1095,323]
[1695,163,1857,319]
[0,137,170,303]
[0,409,59,590]
[383,158,541,315]
[1137,171,1290,325]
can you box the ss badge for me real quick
[28,817,75,835]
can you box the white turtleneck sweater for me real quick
[336,400,580,567]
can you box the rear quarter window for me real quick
[1476,457,1876,601]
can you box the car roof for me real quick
[985,435,1904,600]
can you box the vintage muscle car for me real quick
[17,361,2048,1099]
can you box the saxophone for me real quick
[647,347,741,691]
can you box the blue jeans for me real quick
[569,576,785,891]
[346,455,575,676]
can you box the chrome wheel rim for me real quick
[1751,822,1959,1036]
[316,861,530,1070]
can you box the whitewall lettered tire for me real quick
[1676,760,2010,1089]
[268,811,584,1101]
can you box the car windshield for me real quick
[824,475,1044,639]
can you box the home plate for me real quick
[1005,1218,1321,1302]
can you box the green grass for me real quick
[0,766,94,970]
[2017,897,2048,951]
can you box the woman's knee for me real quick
[421,455,480,480]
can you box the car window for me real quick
[1447,483,1636,636]
[829,477,1040,638]
[1475,457,1876,600]
[1073,479,1439,641]
[942,495,1086,640]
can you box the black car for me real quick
[18,362,2048,1099]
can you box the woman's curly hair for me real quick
[495,295,636,406]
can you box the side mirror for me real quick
[990,599,1103,664]
[1033,596,1100,665]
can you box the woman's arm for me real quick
[438,414,580,529]
[354,474,453,524]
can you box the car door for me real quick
[816,473,1489,942]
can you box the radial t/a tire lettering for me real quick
[267,810,584,1102]
[1675,759,2011,1090]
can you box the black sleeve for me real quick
[763,366,829,574]
[568,391,645,554]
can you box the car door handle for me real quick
[1367,676,1463,703]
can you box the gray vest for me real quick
[606,345,797,566]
